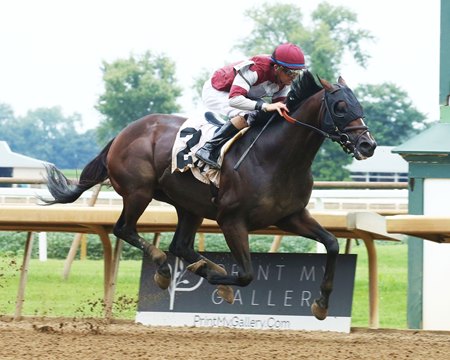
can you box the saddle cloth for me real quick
[171,114,247,187]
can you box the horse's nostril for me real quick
[359,141,376,157]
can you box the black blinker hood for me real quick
[322,84,364,132]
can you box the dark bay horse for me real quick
[41,71,376,320]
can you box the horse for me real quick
[40,71,376,320]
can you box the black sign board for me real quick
[136,252,356,332]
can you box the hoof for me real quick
[217,285,234,304]
[202,258,227,276]
[154,271,171,290]
[187,259,207,273]
[311,300,328,320]
[148,245,167,264]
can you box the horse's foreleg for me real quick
[309,232,339,320]
[276,209,339,320]
[207,219,254,287]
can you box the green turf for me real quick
[0,243,407,327]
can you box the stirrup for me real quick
[196,148,220,169]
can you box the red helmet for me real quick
[271,43,306,70]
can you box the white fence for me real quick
[0,187,408,213]
[0,187,122,206]
[308,189,407,213]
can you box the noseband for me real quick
[281,85,369,155]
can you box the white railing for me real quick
[308,189,408,213]
[0,187,122,206]
[0,187,408,213]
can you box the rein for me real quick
[281,108,332,139]
[280,100,369,155]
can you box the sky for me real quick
[0,0,441,131]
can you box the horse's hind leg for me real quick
[113,191,170,289]
[276,209,339,320]
[168,208,234,303]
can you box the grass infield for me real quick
[0,243,407,328]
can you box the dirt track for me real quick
[1,316,449,359]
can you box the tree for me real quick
[96,51,183,143]
[0,103,16,142]
[236,2,373,82]
[191,2,427,180]
[1,106,99,169]
[235,2,373,180]
[191,69,212,106]
[192,2,372,103]
[0,103,15,123]
[308,2,373,80]
[354,83,428,145]
[56,128,100,169]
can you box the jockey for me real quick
[196,42,307,169]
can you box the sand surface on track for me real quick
[1,316,450,359]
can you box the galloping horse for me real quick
[41,71,376,320]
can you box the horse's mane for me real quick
[286,70,323,109]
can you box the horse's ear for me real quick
[317,75,333,92]
[338,76,347,86]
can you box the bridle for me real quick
[235,83,368,170]
[281,85,369,155]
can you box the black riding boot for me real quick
[195,121,240,169]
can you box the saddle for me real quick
[171,112,246,187]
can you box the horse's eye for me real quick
[333,101,347,117]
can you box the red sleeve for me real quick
[229,85,248,98]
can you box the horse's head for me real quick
[318,77,377,160]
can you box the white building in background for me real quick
[0,141,49,184]
[346,146,408,182]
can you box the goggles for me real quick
[282,67,303,78]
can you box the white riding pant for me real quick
[202,79,249,119]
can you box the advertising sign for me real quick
[136,252,356,333]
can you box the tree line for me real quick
[0,2,429,180]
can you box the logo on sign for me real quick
[167,257,204,310]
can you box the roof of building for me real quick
[346,146,408,173]
[0,141,48,168]
[393,123,450,154]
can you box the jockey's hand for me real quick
[264,102,289,116]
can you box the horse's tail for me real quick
[40,139,115,205]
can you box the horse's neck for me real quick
[271,98,324,165]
